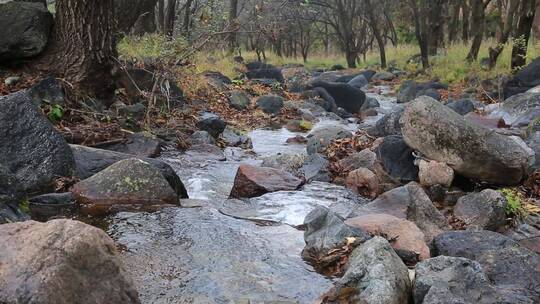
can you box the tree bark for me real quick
[466,0,491,62]
[228,0,239,53]
[366,0,387,68]
[512,0,537,69]
[40,0,116,102]
[114,0,157,34]
[462,0,470,41]
[409,0,429,68]
[488,0,519,69]
[183,0,193,38]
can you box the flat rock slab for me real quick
[229,164,303,198]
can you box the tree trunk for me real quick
[114,0,157,34]
[409,0,429,68]
[466,0,491,62]
[462,0,470,41]
[488,0,519,69]
[183,0,193,38]
[163,0,176,36]
[427,0,445,55]
[228,0,239,53]
[512,0,537,69]
[366,0,387,68]
[448,1,461,42]
[41,0,116,102]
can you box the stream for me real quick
[107,87,398,303]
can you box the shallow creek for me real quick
[106,87,398,303]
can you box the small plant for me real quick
[47,104,64,123]
[299,120,313,131]
[231,79,244,86]
[499,188,527,218]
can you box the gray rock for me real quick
[196,112,227,138]
[190,130,216,145]
[446,98,475,115]
[375,135,418,183]
[4,76,20,86]
[338,149,377,172]
[0,2,53,62]
[0,219,140,304]
[70,145,188,198]
[261,153,307,177]
[0,165,28,224]
[331,237,411,304]
[118,103,146,121]
[99,132,163,158]
[397,80,418,103]
[229,90,251,110]
[300,153,331,182]
[505,213,540,253]
[401,96,533,185]
[71,158,180,215]
[416,88,440,101]
[302,206,370,261]
[256,95,284,114]
[0,90,75,193]
[367,106,404,137]
[454,189,507,231]
[347,74,369,89]
[220,126,252,148]
[306,125,353,155]
[245,62,284,83]
[433,230,540,302]
[414,256,498,304]
[361,97,381,112]
[28,77,65,106]
[504,57,540,98]
[372,71,396,81]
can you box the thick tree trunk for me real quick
[409,0,429,68]
[466,0,491,62]
[488,0,519,69]
[512,0,537,69]
[427,0,445,55]
[114,0,157,34]
[41,0,116,102]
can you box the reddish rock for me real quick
[0,220,140,304]
[346,213,431,261]
[229,164,304,198]
[418,160,454,187]
[286,135,308,144]
[346,168,380,199]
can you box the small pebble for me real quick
[4,76,21,86]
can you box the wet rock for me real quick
[352,183,449,242]
[0,90,75,193]
[347,214,430,261]
[71,158,179,215]
[0,165,28,224]
[0,219,140,304]
[70,145,188,198]
[245,62,284,83]
[306,125,353,155]
[528,85,540,93]
[372,71,395,82]
[375,135,418,183]
[401,96,533,185]
[504,57,540,98]
[185,144,226,161]
[28,192,76,221]
[414,256,499,304]
[286,135,308,144]
[0,2,53,62]
[302,206,370,261]
[433,230,540,302]
[491,92,540,127]
[338,149,377,172]
[99,132,163,158]
[300,153,331,182]
[110,207,332,303]
[256,95,284,114]
[328,237,411,304]
[505,213,540,253]
[220,126,252,148]
[229,164,303,198]
[346,168,380,199]
[367,106,404,137]
[446,98,475,115]
[418,160,454,188]
[190,130,216,145]
[196,112,227,138]
[347,74,369,89]
[398,80,419,104]
[307,81,366,114]
[229,90,251,110]
[360,97,380,111]
[453,189,507,231]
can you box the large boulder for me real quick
[453,189,507,231]
[490,92,540,127]
[433,230,540,302]
[71,158,180,215]
[0,165,28,224]
[245,62,284,83]
[327,237,411,304]
[0,2,53,62]
[414,256,499,304]
[0,220,140,304]
[307,81,366,114]
[228,90,251,110]
[527,131,540,169]
[397,81,447,104]
[70,145,187,198]
[401,96,533,185]
[367,107,404,137]
[504,57,540,98]
[347,74,369,89]
[0,90,75,193]
[196,112,227,138]
[446,98,476,115]
[306,125,353,155]
[229,164,303,198]
[346,213,431,261]
[375,135,418,183]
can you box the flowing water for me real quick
[106,87,398,303]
